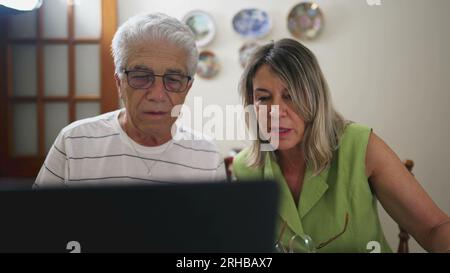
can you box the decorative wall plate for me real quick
[232,8,271,39]
[287,2,324,40]
[238,41,260,68]
[182,10,216,47]
[197,50,220,79]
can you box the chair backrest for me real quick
[224,156,234,180]
[397,159,414,253]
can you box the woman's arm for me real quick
[365,132,450,253]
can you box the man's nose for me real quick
[145,77,166,101]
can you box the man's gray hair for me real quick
[111,12,198,76]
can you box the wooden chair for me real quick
[224,156,234,180]
[397,159,414,253]
[224,148,241,181]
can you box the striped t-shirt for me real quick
[34,109,227,188]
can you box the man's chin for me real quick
[138,118,175,130]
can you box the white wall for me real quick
[117,0,450,252]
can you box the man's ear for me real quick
[114,73,123,98]
[185,77,194,93]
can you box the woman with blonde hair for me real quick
[232,38,450,253]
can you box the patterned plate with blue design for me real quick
[182,10,216,47]
[232,8,271,39]
[287,2,324,40]
[197,50,220,79]
[239,41,260,68]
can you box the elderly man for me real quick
[34,13,226,187]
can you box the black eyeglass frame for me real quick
[122,69,192,93]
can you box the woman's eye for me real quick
[283,94,292,100]
[257,97,269,102]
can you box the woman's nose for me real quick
[269,101,288,118]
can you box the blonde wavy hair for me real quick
[239,38,348,175]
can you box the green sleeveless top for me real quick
[233,123,392,253]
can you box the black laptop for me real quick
[0,181,278,253]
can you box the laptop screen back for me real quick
[0,181,279,253]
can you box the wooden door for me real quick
[0,0,118,177]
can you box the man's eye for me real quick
[130,72,151,78]
[132,75,149,79]
[166,76,182,82]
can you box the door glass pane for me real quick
[74,0,101,38]
[13,103,38,156]
[75,44,100,96]
[45,103,69,152]
[8,10,37,39]
[42,0,68,38]
[44,45,68,96]
[12,45,37,97]
[76,102,100,120]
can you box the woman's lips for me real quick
[271,127,293,137]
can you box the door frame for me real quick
[0,0,118,177]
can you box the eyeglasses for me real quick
[315,213,349,249]
[122,69,192,93]
[274,220,315,253]
[275,213,349,253]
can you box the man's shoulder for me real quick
[60,110,120,138]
